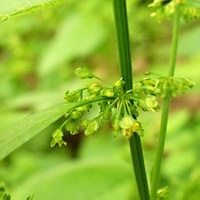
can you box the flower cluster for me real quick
[138,76,194,98]
[50,67,194,147]
[149,0,200,22]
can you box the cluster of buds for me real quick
[50,67,194,147]
[149,0,200,22]
[137,76,194,98]
[157,77,194,97]
[51,129,67,147]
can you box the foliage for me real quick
[0,0,66,22]
[0,0,199,199]
[0,103,83,160]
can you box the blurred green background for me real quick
[0,0,200,199]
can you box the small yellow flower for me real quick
[123,128,133,137]
[132,121,140,132]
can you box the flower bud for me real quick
[119,116,135,130]
[132,121,144,137]
[51,129,67,147]
[70,110,81,119]
[52,129,64,138]
[75,67,93,79]
[184,78,194,88]
[88,84,102,94]
[76,105,91,112]
[86,93,97,99]
[113,78,125,90]
[80,119,90,128]
[65,120,79,135]
[100,89,114,97]
[112,119,120,131]
[146,96,159,112]
[157,187,169,199]
[64,91,80,102]
[85,120,99,136]
[122,128,133,137]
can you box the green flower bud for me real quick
[119,116,135,130]
[122,128,133,137]
[76,105,92,112]
[65,120,79,135]
[51,129,67,147]
[75,106,85,112]
[85,120,99,136]
[139,100,148,111]
[132,121,144,137]
[146,96,159,112]
[100,89,114,97]
[157,187,169,199]
[64,91,72,101]
[80,119,90,128]
[184,78,194,88]
[112,118,120,132]
[113,78,125,90]
[70,110,82,119]
[119,117,144,137]
[64,91,80,102]
[75,67,93,79]
[52,129,64,138]
[86,93,97,99]
[88,84,102,94]
[143,85,156,93]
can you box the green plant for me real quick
[0,0,199,199]
[50,0,194,199]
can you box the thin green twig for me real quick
[150,3,181,200]
[113,0,150,199]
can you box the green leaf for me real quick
[0,104,67,161]
[13,159,134,200]
[0,97,106,161]
[0,0,66,22]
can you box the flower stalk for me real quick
[150,3,181,200]
[113,0,150,199]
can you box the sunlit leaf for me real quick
[0,0,66,22]
[0,97,105,161]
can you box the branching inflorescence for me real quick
[149,0,200,22]
[51,67,193,148]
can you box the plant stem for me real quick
[150,3,181,200]
[113,0,150,199]
[113,0,132,90]
[169,3,181,77]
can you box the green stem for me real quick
[113,0,132,90]
[169,3,181,77]
[113,0,150,199]
[93,75,113,86]
[150,3,181,200]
